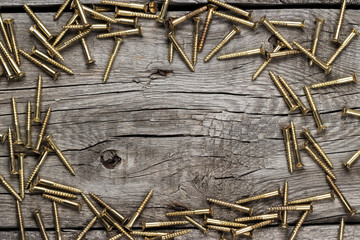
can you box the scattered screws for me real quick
[288,191,335,205]
[168,32,195,72]
[269,71,298,112]
[332,0,347,44]
[24,5,54,40]
[4,19,20,65]
[310,73,357,89]
[342,105,360,118]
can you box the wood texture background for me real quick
[0,0,359,239]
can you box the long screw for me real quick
[288,211,310,240]
[168,32,195,72]
[54,0,72,20]
[24,5,54,40]
[198,4,218,52]
[103,37,123,83]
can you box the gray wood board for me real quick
[0,8,358,240]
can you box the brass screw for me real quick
[130,231,168,237]
[25,102,32,148]
[232,220,274,237]
[167,6,208,29]
[290,121,304,168]
[33,107,51,154]
[267,204,313,212]
[326,175,357,216]
[260,15,293,49]
[89,192,127,224]
[269,20,305,30]
[63,23,110,31]
[28,26,64,62]
[0,173,22,201]
[33,209,49,240]
[31,46,74,75]
[24,5,54,40]
[73,0,90,27]
[8,128,17,175]
[52,12,79,47]
[343,148,360,170]
[207,225,237,234]
[310,18,325,66]
[234,213,280,222]
[168,32,195,72]
[310,73,357,89]
[235,187,282,204]
[166,207,213,217]
[304,85,327,132]
[207,198,253,215]
[157,0,170,23]
[25,147,51,189]
[17,153,25,199]
[192,17,201,65]
[288,191,335,205]
[125,189,154,230]
[4,19,20,65]
[342,105,360,118]
[218,45,265,60]
[185,216,207,234]
[332,0,347,44]
[0,50,15,80]
[101,211,134,239]
[281,181,289,228]
[0,41,25,79]
[114,17,138,26]
[288,211,310,240]
[30,184,78,199]
[213,11,257,30]
[35,176,82,194]
[75,216,97,240]
[43,194,83,211]
[266,49,306,59]
[339,218,345,240]
[302,141,336,180]
[115,8,158,19]
[11,97,24,145]
[83,5,118,23]
[142,220,188,230]
[0,14,13,52]
[278,75,310,115]
[46,134,76,176]
[160,230,191,240]
[33,76,42,124]
[292,41,332,74]
[54,0,72,20]
[97,26,142,39]
[168,30,174,64]
[282,126,294,174]
[204,217,247,228]
[101,0,148,12]
[16,201,26,240]
[198,4,218,52]
[55,28,91,53]
[269,71,298,113]
[103,37,123,83]
[208,0,252,19]
[108,234,123,240]
[204,25,240,62]
[74,20,96,65]
[53,202,63,240]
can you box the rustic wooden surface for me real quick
[0,1,359,239]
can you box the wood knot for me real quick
[100,150,121,169]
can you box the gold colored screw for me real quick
[103,37,123,83]
[332,0,347,44]
[268,204,313,212]
[25,102,32,148]
[168,30,174,64]
[209,0,252,19]
[236,187,281,204]
[232,220,274,237]
[302,142,336,180]
[185,216,207,234]
[218,45,264,60]
[204,25,240,62]
[166,207,213,217]
[54,0,72,20]
[35,176,82,194]
[304,85,327,132]
[16,201,26,240]
[198,4,218,52]
[343,148,360,170]
[207,198,253,215]
[46,134,76,176]
[288,211,310,240]
[33,107,51,154]
[108,234,123,240]
[288,191,335,205]
[114,17,138,26]
[11,97,23,145]
[43,194,83,211]
[302,128,333,168]
[142,220,188,230]
[266,49,305,59]
[115,8,158,19]
[290,121,304,168]
[269,20,305,30]
[4,19,20,65]
[234,213,280,222]
[292,41,332,74]
[28,26,64,62]
[53,202,63,240]
[168,32,195,72]
[269,71,298,112]
[81,193,112,231]
[130,231,168,237]
[204,217,247,228]
[125,189,154,230]
[73,20,96,65]
[339,218,345,240]
[73,0,90,27]
[157,0,170,23]
[342,106,360,118]
[0,173,22,201]
[278,75,310,115]
[53,13,79,47]
[213,11,257,30]
[75,216,97,240]
[192,17,201,65]
[281,181,289,228]
[158,229,191,240]
[0,41,25,79]
[33,76,42,124]
[167,6,208,29]
[92,4,114,12]
[97,26,142,38]
[64,23,110,31]
[25,147,51,189]
[89,192,127,224]
[83,5,117,23]
[101,0,148,12]
[33,209,49,240]
[101,211,134,240]
[310,73,357,89]
[17,153,25,199]
[31,46,74,75]
[326,175,357,216]
[260,15,293,49]
[30,184,78,199]
[0,14,13,52]
[310,18,325,66]
[24,5,54,40]
[8,128,17,175]
[0,50,15,80]
[55,29,91,53]
[282,126,294,174]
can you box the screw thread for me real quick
[235,213,279,222]
[130,231,167,237]
[0,174,22,201]
[89,192,127,223]
[11,97,23,145]
[16,201,26,240]
[288,211,309,240]
[24,5,41,24]
[90,10,118,22]
[262,17,292,49]
[75,216,97,240]
[207,225,232,232]
[184,6,208,21]
[36,187,78,199]
[81,193,100,216]
[0,41,24,77]
[44,57,74,75]
[213,11,255,29]
[53,13,79,46]
[137,189,154,213]
[29,27,62,60]
[236,189,280,204]
[282,181,289,228]
[0,50,14,79]
[310,18,325,66]
[63,24,90,30]
[168,41,174,64]
[57,29,91,52]
[207,198,251,214]
[146,221,189,228]
[208,219,247,228]
[339,218,344,240]
[103,38,123,83]
[268,205,312,211]
[18,154,25,199]
[250,219,274,230]
[168,33,194,71]
[43,194,82,211]
[166,210,197,216]
[54,0,72,20]
[304,85,327,132]
[5,19,20,65]
[40,180,82,194]
[108,234,123,240]
[33,76,42,123]
[33,210,49,240]
[25,102,32,148]
[209,0,250,18]
[198,10,214,52]
[303,143,336,179]
[52,202,63,240]
[162,230,191,240]
[7,128,16,175]
[0,15,13,52]
[310,74,357,89]
[313,143,333,168]
[97,28,141,39]
[290,122,304,167]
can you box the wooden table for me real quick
[0,1,359,239]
